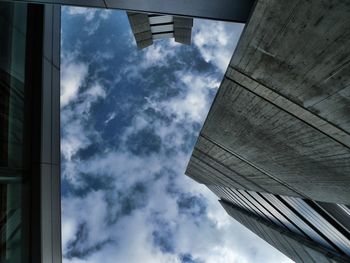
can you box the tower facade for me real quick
[0,1,61,263]
[185,0,350,262]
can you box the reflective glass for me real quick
[0,2,29,262]
[283,196,350,256]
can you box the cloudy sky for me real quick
[60,7,293,263]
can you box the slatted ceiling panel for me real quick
[150,24,174,33]
[283,196,350,256]
[149,15,173,25]
[152,33,174,39]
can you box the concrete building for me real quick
[127,12,193,49]
[186,0,350,262]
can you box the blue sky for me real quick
[60,6,293,263]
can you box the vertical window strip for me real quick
[282,196,350,256]
[248,190,304,235]
[263,193,333,251]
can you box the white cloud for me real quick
[61,61,88,108]
[86,82,106,98]
[61,96,292,263]
[64,6,111,36]
[104,112,116,125]
[166,72,219,123]
[142,41,178,67]
[193,20,244,73]
[66,7,111,22]
[61,81,106,162]
[60,52,107,189]
[61,13,293,263]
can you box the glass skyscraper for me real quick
[0,1,61,262]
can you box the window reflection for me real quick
[0,2,28,262]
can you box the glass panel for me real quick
[283,196,350,256]
[0,2,29,262]
[247,190,303,234]
[262,193,333,251]
[317,202,350,234]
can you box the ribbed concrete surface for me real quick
[186,0,350,205]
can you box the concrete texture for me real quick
[174,17,192,44]
[127,12,193,49]
[186,0,350,205]
[127,12,153,49]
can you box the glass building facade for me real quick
[0,3,41,262]
[0,1,61,262]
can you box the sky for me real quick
[60,6,293,263]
